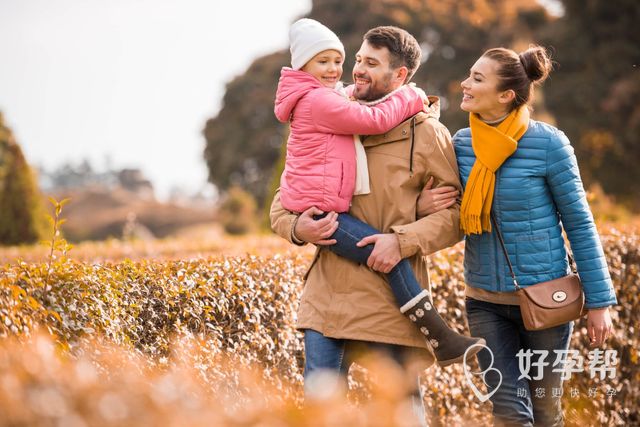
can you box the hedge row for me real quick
[0,230,638,425]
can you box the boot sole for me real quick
[437,338,487,367]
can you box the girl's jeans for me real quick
[465,298,573,427]
[316,212,424,306]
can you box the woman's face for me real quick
[302,49,343,88]
[460,56,512,121]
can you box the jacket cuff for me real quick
[290,215,306,246]
[391,224,419,258]
[584,302,616,310]
[584,297,617,310]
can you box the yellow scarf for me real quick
[460,106,530,235]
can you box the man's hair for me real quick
[363,26,421,82]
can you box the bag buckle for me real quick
[552,291,568,303]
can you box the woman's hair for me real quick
[482,45,553,110]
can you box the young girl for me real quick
[275,18,484,367]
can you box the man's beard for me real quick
[353,71,394,102]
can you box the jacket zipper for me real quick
[409,116,416,176]
[493,168,502,292]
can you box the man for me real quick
[270,25,462,419]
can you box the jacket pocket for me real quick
[337,161,355,199]
[337,162,347,198]
[516,232,551,273]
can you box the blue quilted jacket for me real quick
[454,120,617,309]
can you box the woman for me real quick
[418,46,616,426]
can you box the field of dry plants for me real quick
[0,224,638,426]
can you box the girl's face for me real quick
[302,49,343,88]
[460,56,513,121]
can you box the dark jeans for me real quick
[303,329,427,426]
[317,212,424,306]
[465,298,573,427]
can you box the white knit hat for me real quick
[289,18,345,70]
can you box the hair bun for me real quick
[519,46,552,83]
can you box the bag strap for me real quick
[490,215,521,290]
[566,246,577,274]
[491,214,578,290]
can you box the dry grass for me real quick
[0,225,314,264]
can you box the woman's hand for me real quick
[586,307,613,348]
[416,177,460,218]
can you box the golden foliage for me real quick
[0,228,313,264]
[0,229,638,425]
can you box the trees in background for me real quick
[203,0,640,214]
[0,112,47,245]
[543,0,640,204]
[203,53,289,210]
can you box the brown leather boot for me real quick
[401,290,485,367]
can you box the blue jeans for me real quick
[465,298,573,427]
[317,212,424,306]
[304,329,427,425]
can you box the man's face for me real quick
[352,40,400,101]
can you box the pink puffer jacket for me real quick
[275,67,425,213]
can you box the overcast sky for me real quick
[0,0,311,199]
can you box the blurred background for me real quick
[1,0,638,245]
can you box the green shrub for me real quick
[261,127,288,230]
[0,112,47,245]
[218,186,258,235]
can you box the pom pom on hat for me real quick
[289,18,345,70]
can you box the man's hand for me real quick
[294,207,338,245]
[356,233,402,273]
[416,176,459,218]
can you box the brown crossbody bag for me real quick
[491,216,587,331]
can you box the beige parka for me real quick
[270,97,463,366]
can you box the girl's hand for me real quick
[407,82,428,102]
[416,177,459,218]
[586,307,613,348]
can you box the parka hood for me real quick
[274,67,323,123]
